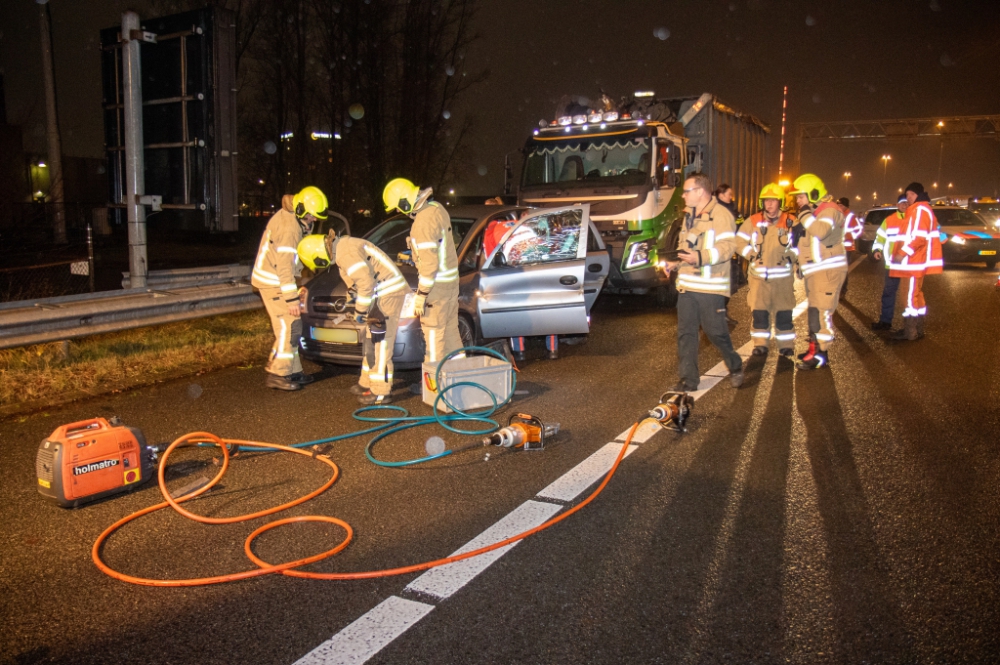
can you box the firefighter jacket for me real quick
[795,201,848,277]
[334,237,408,312]
[843,211,863,250]
[252,208,308,301]
[890,201,943,277]
[872,211,906,268]
[674,197,738,296]
[736,212,797,281]
[409,201,459,297]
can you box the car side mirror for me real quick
[492,251,507,268]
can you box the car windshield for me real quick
[864,209,895,226]
[934,208,988,227]
[522,136,651,188]
[366,215,476,257]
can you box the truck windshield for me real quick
[522,137,651,188]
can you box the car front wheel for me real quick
[458,314,476,349]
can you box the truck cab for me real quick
[518,118,687,303]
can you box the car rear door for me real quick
[477,205,591,338]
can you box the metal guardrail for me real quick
[0,271,261,350]
[121,263,251,289]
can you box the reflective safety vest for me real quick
[890,201,943,277]
[796,201,848,276]
[675,198,738,296]
[409,201,459,295]
[736,212,797,281]
[843,211,863,250]
[334,237,408,310]
[251,208,306,301]
[872,211,905,268]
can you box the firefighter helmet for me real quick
[788,174,827,204]
[297,234,333,271]
[758,182,786,210]
[383,178,421,213]
[292,186,329,220]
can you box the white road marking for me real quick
[294,255,866,664]
[405,500,564,600]
[293,596,434,665]
[536,442,639,503]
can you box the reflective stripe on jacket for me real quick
[336,237,408,310]
[890,201,943,277]
[251,208,304,300]
[843,211,863,250]
[872,212,905,268]
[796,201,848,276]
[736,212,797,281]
[675,198,737,296]
[409,201,459,294]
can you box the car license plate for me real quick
[311,327,358,344]
[979,250,997,256]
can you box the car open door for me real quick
[583,218,609,310]
[478,205,591,338]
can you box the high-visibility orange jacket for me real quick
[890,201,943,277]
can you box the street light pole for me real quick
[37,0,66,244]
[881,155,891,198]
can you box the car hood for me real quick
[305,264,419,299]
[939,226,1000,241]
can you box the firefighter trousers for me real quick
[260,287,303,377]
[421,287,463,365]
[359,291,406,396]
[677,292,742,389]
[902,275,926,318]
[747,276,796,351]
[803,268,846,351]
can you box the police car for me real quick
[934,205,1000,269]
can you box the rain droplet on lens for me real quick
[812,93,821,103]
[477,165,488,176]
[263,141,277,155]
[425,436,446,456]
[654,27,670,40]
[929,0,941,10]
[442,110,451,120]
[187,384,203,399]
[348,103,365,120]
[939,53,955,67]
[805,15,817,26]
[445,65,455,76]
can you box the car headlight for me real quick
[950,235,966,245]
[626,241,651,268]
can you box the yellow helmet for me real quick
[292,186,329,220]
[788,174,827,204]
[758,182,786,210]
[383,177,420,213]
[297,234,332,271]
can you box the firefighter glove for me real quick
[413,291,428,317]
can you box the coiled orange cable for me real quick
[93,423,640,586]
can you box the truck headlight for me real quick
[626,241,650,268]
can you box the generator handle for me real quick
[51,418,111,440]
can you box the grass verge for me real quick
[0,309,272,418]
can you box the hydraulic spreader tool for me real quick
[36,417,160,508]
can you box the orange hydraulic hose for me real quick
[93,423,640,586]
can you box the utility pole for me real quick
[122,11,148,288]
[37,0,66,244]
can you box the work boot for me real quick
[350,383,367,395]
[729,367,745,388]
[751,346,768,357]
[915,315,926,339]
[870,321,892,331]
[671,381,698,392]
[358,391,392,406]
[266,373,303,391]
[409,382,423,395]
[778,347,795,358]
[891,317,919,341]
[796,349,829,370]
[288,372,315,385]
[797,339,817,361]
[547,349,559,360]
[513,351,526,362]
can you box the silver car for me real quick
[299,204,610,369]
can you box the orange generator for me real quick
[36,417,157,508]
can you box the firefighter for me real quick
[789,174,848,370]
[297,232,409,404]
[837,197,863,296]
[889,182,943,341]
[870,193,909,331]
[662,173,744,391]
[383,178,462,370]
[251,186,328,390]
[735,182,798,357]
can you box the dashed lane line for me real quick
[293,256,864,664]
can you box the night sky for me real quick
[3,0,999,206]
